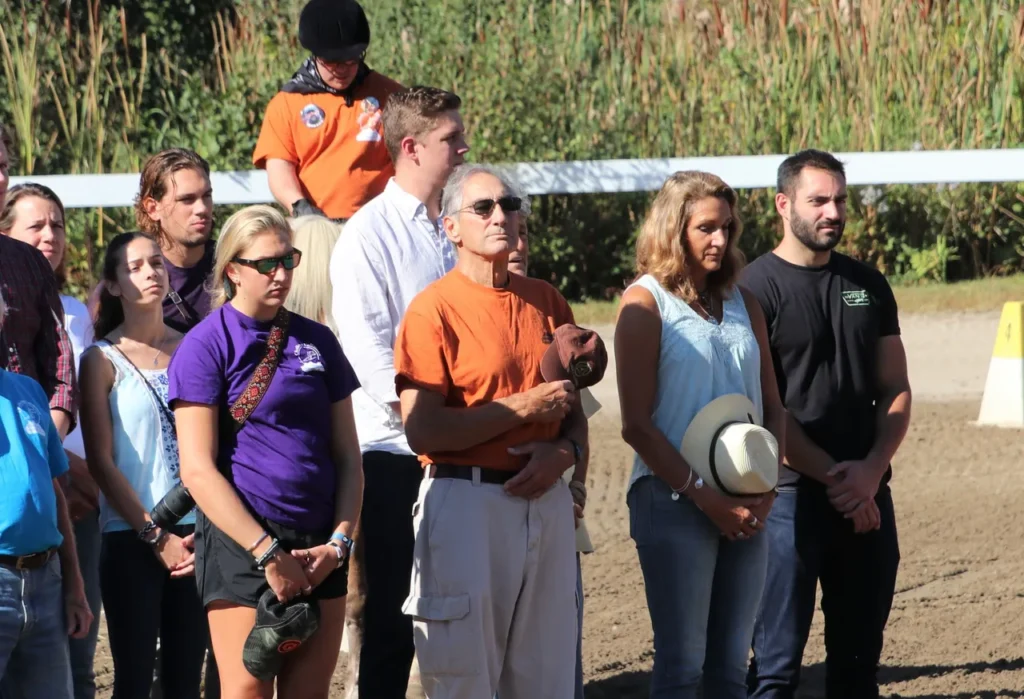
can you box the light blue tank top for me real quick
[627,275,764,492]
[94,341,194,533]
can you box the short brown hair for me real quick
[382,86,462,163]
[0,183,68,288]
[634,170,745,302]
[134,148,211,241]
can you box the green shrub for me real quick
[1,0,1022,300]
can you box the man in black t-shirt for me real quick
[741,150,912,699]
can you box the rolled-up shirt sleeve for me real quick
[331,226,402,408]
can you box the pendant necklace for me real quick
[696,289,718,324]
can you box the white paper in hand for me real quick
[580,388,603,419]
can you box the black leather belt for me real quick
[429,463,517,485]
[0,548,56,571]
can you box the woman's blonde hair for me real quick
[634,170,745,302]
[284,215,343,333]
[210,204,291,308]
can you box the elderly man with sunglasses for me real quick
[253,0,402,222]
[392,163,588,699]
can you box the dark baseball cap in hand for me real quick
[242,588,321,681]
[540,324,608,390]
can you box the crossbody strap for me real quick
[228,309,290,431]
[103,341,176,425]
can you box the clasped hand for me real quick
[504,439,576,500]
[826,460,882,533]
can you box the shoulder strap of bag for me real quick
[102,340,176,425]
[227,309,290,431]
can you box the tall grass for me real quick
[0,0,1022,299]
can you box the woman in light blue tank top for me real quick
[615,171,786,699]
[78,233,206,699]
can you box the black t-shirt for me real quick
[740,251,900,487]
[162,241,215,333]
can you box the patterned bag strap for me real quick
[228,308,291,431]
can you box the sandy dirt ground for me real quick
[91,311,1024,698]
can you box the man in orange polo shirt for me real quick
[253,0,402,221]
[393,164,601,699]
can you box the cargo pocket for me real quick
[402,593,476,676]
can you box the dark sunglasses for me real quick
[232,249,302,275]
[459,196,523,218]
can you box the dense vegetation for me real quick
[1,0,1022,300]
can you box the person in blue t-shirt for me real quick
[0,352,93,699]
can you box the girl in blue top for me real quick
[615,171,786,699]
[79,232,206,699]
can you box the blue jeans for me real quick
[628,476,768,699]
[69,513,102,699]
[574,552,584,699]
[747,485,900,699]
[0,555,74,699]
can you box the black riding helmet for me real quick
[298,0,370,63]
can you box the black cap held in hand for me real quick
[242,589,321,681]
[299,0,371,63]
[540,324,609,390]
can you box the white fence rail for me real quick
[11,148,1024,209]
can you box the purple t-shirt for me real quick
[167,303,359,531]
[162,241,214,333]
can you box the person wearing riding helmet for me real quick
[253,0,404,223]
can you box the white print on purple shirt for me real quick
[295,343,325,373]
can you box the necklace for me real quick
[150,332,168,367]
[696,289,718,324]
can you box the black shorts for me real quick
[195,509,349,609]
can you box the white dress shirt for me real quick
[330,178,457,455]
[60,294,94,459]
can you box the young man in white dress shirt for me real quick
[330,85,470,699]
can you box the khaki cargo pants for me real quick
[403,469,577,699]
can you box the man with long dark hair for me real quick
[135,148,216,334]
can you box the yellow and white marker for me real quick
[977,301,1024,426]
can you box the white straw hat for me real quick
[680,393,778,495]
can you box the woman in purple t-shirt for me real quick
[168,205,363,695]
